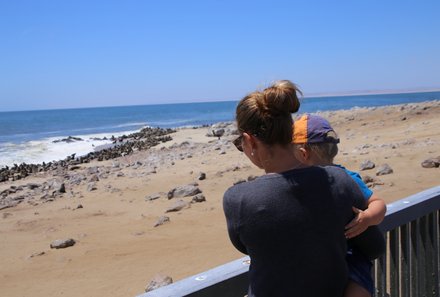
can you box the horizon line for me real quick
[2,87,440,113]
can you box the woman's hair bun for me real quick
[260,80,302,115]
[235,79,302,146]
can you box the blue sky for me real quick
[1,0,439,111]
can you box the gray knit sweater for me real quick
[223,166,368,297]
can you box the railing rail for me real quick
[137,185,440,297]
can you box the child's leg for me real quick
[346,247,374,297]
[344,280,371,297]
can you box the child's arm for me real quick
[345,194,386,239]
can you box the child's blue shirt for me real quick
[335,164,373,200]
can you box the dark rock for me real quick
[87,182,97,191]
[90,137,108,141]
[40,193,50,200]
[145,169,157,175]
[58,183,66,193]
[145,274,173,292]
[211,128,225,139]
[167,184,201,199]
[50,181,66,193]
[421,157,440,168]
[26,183,40,190]
[376,164,394,176]
[165,199,190,212]
[12,195,25,201]
[69,174,86,185]
[191,194,206,203]
[362,175,375,184]
[0,201,19,210]
[52,136,84,143]
[359,160,375,171]
[145,193,162,201]
[50,238,76,249]
[28,251,46,258]
[362,175,384,188]
[197,172,206,180]
[87,167,100,175]
[88,174,100,182]
[7,187,16,194]
[153,216,170,227]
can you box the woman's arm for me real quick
[223,189,248,255]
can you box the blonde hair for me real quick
[236,80,302,145]
[295,142,339,164]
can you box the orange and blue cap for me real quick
[292,114,340,144]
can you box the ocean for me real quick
[1,91,439,167]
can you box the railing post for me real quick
[437,210,440,297]
[376,242,388,297]
[400,224,410,297]
[410,219,420,296]
[421,214,433,297]
[428,211,439,297]
[420,216,429,297]
[390,228,400,297]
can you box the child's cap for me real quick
[292,114,340,144]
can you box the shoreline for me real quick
[2,99,439,170]
[1,100,440,297]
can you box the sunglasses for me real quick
[233,135,243,152]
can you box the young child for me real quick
[292,114,387,297]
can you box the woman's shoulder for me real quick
[322,165,352,181]
[223,175,277,204]
[224,177,261,196]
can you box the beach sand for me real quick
[1,101,439,297]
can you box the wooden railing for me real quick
[137,185,440,297]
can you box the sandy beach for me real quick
[1,100,440,297]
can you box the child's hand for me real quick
[345,207,371,239]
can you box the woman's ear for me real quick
[242,132,264,168]
[242,132,254,154]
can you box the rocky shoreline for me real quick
[0,127,175,183]
[0,123,238,211]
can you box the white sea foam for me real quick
[114,122,148,128]
[0,129,140,167]
[148,119,193,127]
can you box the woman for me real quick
[223,80,374,297]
